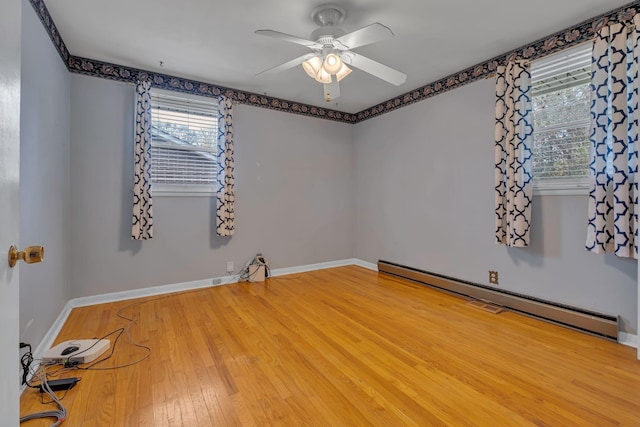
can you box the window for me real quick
[530,43,591,195]
[150,89,218,196]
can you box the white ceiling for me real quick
[45,0,631,113]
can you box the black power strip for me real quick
[38,377,80,393]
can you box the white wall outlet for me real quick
[226,261,234,273]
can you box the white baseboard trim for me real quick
[32,302,73,361]
[351,259,378,271]
[618,332,638,349]
[29,259,375,364]
[69,275,237,309]
[270,258,377,277]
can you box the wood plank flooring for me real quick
[20,266,640,426]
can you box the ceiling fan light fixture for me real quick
[257,8,406,103]
[322,53,343,74]
[314,67,332,84]
[335,63,352,82]
[302,56,322,78]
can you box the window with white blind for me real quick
[531,43,591,195]
[150,89,218,196]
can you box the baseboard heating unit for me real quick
[378,260,619,341]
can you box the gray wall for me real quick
[69,74,354,297]
[353,79,637,334]
[19,0,71,346]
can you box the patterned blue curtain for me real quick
[494,61,533,247]
[216,95,235,236]
[586,16,639,259]
[132,81,154,240]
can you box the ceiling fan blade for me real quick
[344,52,407,86]
[255,30,323,49]
[334,23,394,50]
[323,76,340,102]
[257,53,317,76]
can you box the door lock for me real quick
[8,245,44,268]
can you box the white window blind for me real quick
[531,43,591,194]
[150,90,218,193]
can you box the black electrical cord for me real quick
[240,254,271,281]
[71,297,155,371]
[74,328,125,370]
[20,343,34,386]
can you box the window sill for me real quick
[533,179,589,196]
[152,184,215,197]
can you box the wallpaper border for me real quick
[28,0,70,64]
[355,1,640,122]
[66,56,358,123]
[28,0,639,124]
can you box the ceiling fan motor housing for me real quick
[311,4,347,42]
[312,4,346,27]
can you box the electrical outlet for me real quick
[489,271,499,285]
[212,278,222,285]
[226,261,234,273]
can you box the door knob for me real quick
[8,245,44,268]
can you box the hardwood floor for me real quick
[20,266,640,426]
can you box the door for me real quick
[0,0,22,422]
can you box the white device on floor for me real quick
[248,254,268,282]
[41,339,110,364]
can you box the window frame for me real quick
[530,42,591,196]
[149,88,219,197]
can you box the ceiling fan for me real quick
[255,4,407,103]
